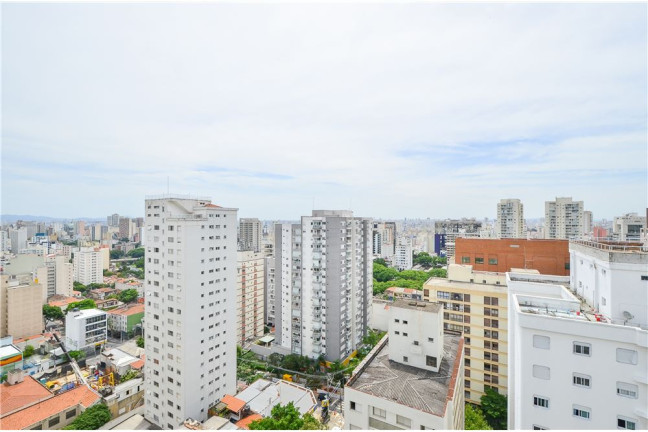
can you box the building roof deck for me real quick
[346,335,460,417]
[571,239,648,253]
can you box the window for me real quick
[396,415,412,428]
[533,396,549,408]
[403,332,408,336]
[533,335,550,349]
[532,365,550,380]
[371,406,386,418]
[616,348,638,365]
[489,258,498,265]
[573,373,591,388]
[395,319,400,323]
[532,426,547,430]
[49,417,60,427]
[617,382,638,399]
[350,401,357,411]
[475,257,484,264]
[573,342,591,356]
[395,331,400,335]
[572,405,590,419]
[426,356,437,367]
[618,416,637,430]
[641,275,648,281]
[403,356,408,362]
[403,320,408,324]
[462,256,470,264]
[66,409,76,419]
[413,341,419,346]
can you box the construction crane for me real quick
[51,332,90,388]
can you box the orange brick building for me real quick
[454,238,570,276]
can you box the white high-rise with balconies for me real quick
[238,218,263,252]
[73,250,103,285]
[143,195,237,429]
[274,210,373,361]
[394,237,413,270]
[544,197,584,240]
[497,199,525,238]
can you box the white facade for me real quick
[583,211,593,238]
[394,237,413,271]
[73,250,103,285]
[544,197,584,240]
[236,251,265,344]
[497,199,525,238]
[264,256,276,326]
[372,222,396,260]
[143,195,237,429]
[64,308,107,352]
[612,213,646,242]
[9,228,28,253]
[507,241,648,430]
[274,210,373,361]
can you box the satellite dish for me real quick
[623,311,634,320]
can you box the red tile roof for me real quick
[108,304,144,316]
[0,376,53,416]
[221,394,246,413]
[130,355,145,370]
[235,414,263,429]
[1,385,100,430]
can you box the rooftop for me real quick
[0,344,21,359]
[571,239,648,254]
[1,384,100,430]
[0,375,53,417]
[235,379,317,417]
[347,335,461,417]
[2,254,44,276]
[235,414,263,430]
[221,394,247,413]
[390,299,441,313]
[67,308,106,319]
[109,304,145,316]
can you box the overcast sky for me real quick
[2,3,646,221]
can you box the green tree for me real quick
[120,369,139,383]
[136,337,144,348]
[68,350,86,360]
[126,247,145,258]
[133,257,145,269]
[428,268,447,278]
[23,345,35,358]
[465,404,492,430]
[373,258,387,266]
[65,299,97,312]
[43,304,64,321]
[248,402,323,430]
[73,281,87,293]
[373,263,400,282]
[480,387,507,430]
[118,289,139,303]
[63,403,111,430]
[327,360,347,386]
[413,252,434,267]
[110,249,125,259]
[103,269,115,277]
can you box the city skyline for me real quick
[3,3,646,220]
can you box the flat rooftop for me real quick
[347,335,461,417]
[390,299,441,313]
[424,276,508,293]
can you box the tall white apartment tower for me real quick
[73,250,103,285]
[497,199,525,238]
[143,195,237,429]
[274,210,373,361]
[544,197,584,240]
[238,218,263,252]
[394,237,413,270]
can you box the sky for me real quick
[2,2,646,221]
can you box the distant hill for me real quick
[1,214,105,224]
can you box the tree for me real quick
[136,337,144,348]
[109,249,125,259]
[118,289,139,303]
[103,269,115,277]
[428,268,447,278]
[327,360,347,386]
[373,258,387,266]
[248,402,323,430]
[465,404,492,430]
[63,403,111,430]
[373,263,400,282]
[413,252,434,267]
[68,350,86,360]
[43,305,64,321]
[126,247,145,258]
[480,387,507,430]
[65,299,97,313]
[73,281,87,293]
[23,345,35,358]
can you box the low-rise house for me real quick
[106,304,144,337]
[100,348,140,376]
[88,287,119,300]
[384,287,423,301]
[48,295,79,309]
[0,372,101,430]
[104,377,144,418]
[95,298,122,310]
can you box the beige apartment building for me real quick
[236,251,265,345]
[1,274,44,339]
[423,264,536,405]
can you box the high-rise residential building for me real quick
[544,197,584,240]
[394,237,413,271]
[236,251,265,345]
[144,195,237,429]
[423,264,511,405]
[91,223,103,241]
[75,221,86,237]
[371,222,396,259]
[612,213,646,242]
[119,217,132,240]
[454,238,570,276]
[238,218,263,252]
[582,210,593,238]
[73,250,103,285]
[435,219,483,261]
[1,274,44,339]
[264,256,276,327]
[36,254,74,302]
[274,210,372,361]
[344,300,465,430]
[496,199,525,238]
[9,228,28,253]
[507,240,647,430]
[108,213,120,227]
[0,230,10,253]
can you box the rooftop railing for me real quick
[571,240,648,253]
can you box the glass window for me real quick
[475,257,484,264]
[533,396,549,408]
[573,373,591,388]
[533,335,550,349]
[461,256,470,264]
[617,382,638,399]
[572,405,590,419]
[618,416,637,430]
[396,415,412,428]
[489,258,498,265]
[371,406,386,418]
[573,342,591,356]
